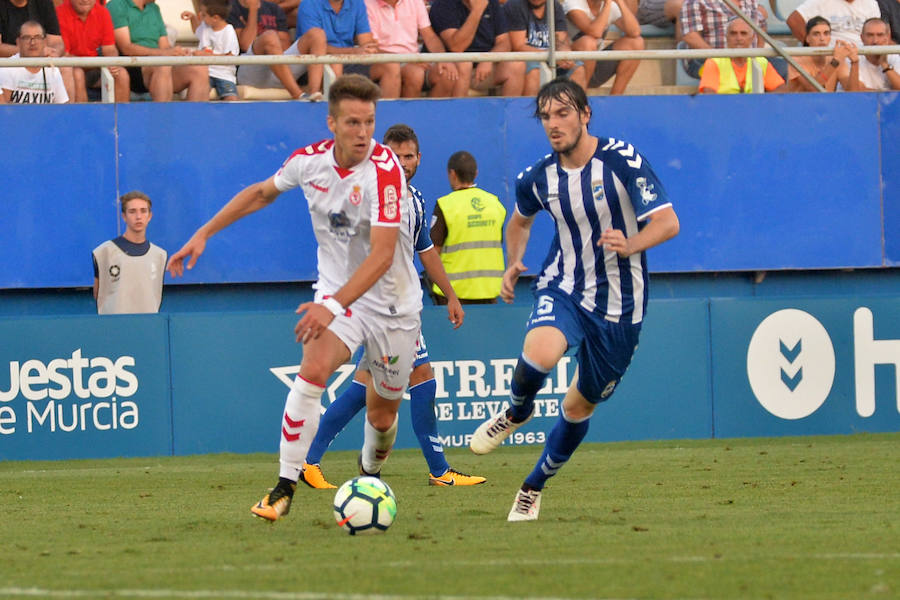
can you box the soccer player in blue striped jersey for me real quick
[300,124,487,489]
[469,78,680,521]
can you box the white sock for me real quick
[278,377,323,481]
[360,413,398,475]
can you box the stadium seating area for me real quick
[147,0,804,98]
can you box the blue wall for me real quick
[2,297,898,461]
[1,92,897,291]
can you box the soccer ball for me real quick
[333,476,397,535]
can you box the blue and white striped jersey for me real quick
[515,137,672,324]
[410,184,434,254]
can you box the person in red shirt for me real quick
[57,0,130,102]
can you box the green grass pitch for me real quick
[1,433,898,599]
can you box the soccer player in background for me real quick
[166,74,420,522]
[300,124,486,489]
[468,78,680,521]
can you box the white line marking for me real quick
[0,589,632,600]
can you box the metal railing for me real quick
[4,45,899,101]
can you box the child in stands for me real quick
[183,0,240,100]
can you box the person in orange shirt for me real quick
[698,18,785,93]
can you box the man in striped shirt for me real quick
[469,77,680,521]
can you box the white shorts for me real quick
[326,300,420,401]
[236,38,307,88]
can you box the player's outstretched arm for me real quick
[598,205,680,258]
[167,177,281,277]
[500,210,534,304]
[419,246,464,328]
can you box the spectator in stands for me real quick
[183,0,240,100]
[506,0,586,94]
[784,16,855,91]
[637,0,682,30]
[298,0,377,81]
[229,0,326,100]
[0,20,68,102]
[57,0,130,103]
[430,0,526,96]
[876,0,900,43]
[430,150,506,304]
[678,0,767,79]
[697,17,784,92]
[108,0,210,101]
[1,0,76,97]
[93,190,167,315]
[844,17,900,89]
[363,0,459,98]
[786,0,880,46]
[0,0,65,57]
[564,0,644,94]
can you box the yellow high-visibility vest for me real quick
[712,57,769,94]
[433,187,506,300]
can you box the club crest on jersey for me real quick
[108,265,120,280]
[636,177,657,205]
[349,185,362,206]
[592,182,605,201]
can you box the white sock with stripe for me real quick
[360,413,398,475]
[278,376,323,481]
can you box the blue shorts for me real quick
[526,287,641,404]
[210,76,238,99]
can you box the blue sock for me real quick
[508,354,550,422]
[305,380,366,465]
[408,378,450,476]
[524,408,590,490]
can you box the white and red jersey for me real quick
[273,138,422,318]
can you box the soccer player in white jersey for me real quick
[468,78,680,521]
[166,74,421,522]
[300,124,486,489]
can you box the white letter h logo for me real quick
[853,308,900,417]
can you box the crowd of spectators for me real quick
[0,0,898,103]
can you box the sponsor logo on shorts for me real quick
[380,382,403,392]
[600,380,617,399]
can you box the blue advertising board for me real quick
[3,295,897,461]
[0,315,171,460]
[0,94,895,290]
[880,93,900,266]
[710,297,900,438]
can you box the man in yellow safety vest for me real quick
[430,150,507,304]
[698,18,785,94]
